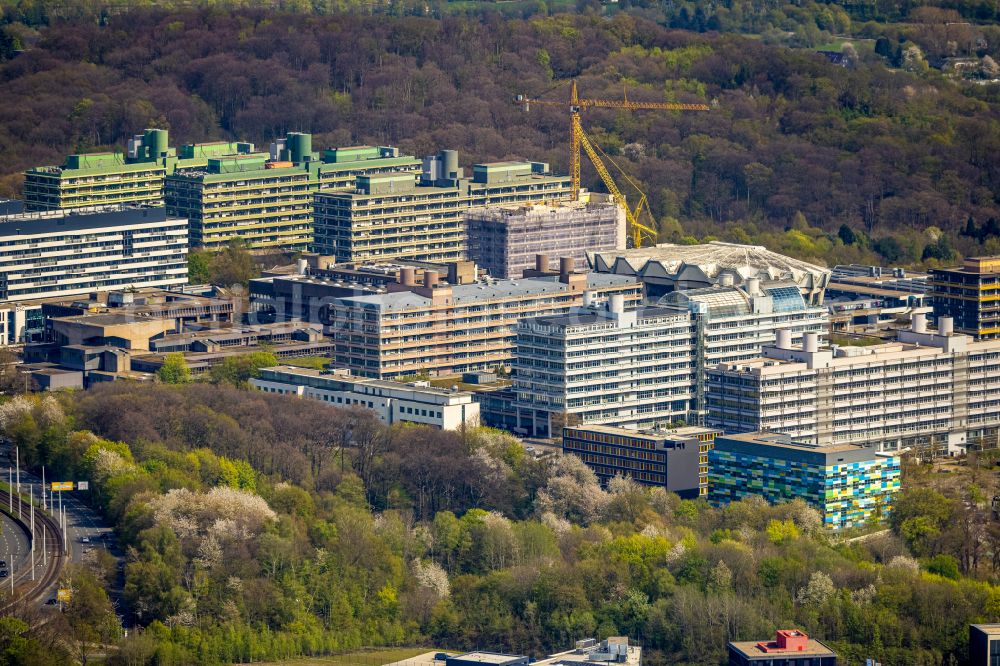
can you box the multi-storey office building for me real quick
[969,624,1000,666]
[709,431,901,530]
[931,255,1000,340]
[706,315,1000,456]
[252,258,641,378]
[311,151,573,263]
[563,424,720,497]
[251,365,480,430]
[661,279,829,416]
[465,195,625,279]
[165,135,419,250]
[23,129,247,211]
[0,206,187,305]
[513,297,693,436]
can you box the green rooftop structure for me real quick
[312,150,573,263]
[164,133,421,251]
[23,129,247,211]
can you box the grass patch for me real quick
[830,333,884,347]
[281,356,331,370]
[247,648,441,666]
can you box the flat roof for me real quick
[0,206,178,236]
[719,431,865,455]
[972,624,1000,635]
[729,639,836,658]
[261,365,473,398]
[449,653,526,664]
[529,305,681,328]
[337,273,637,312]
[567,424,720,438]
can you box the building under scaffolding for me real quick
[465,194,625,279]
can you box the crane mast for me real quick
[516,79,710,247]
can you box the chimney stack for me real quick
[912,312,927,334]
[775,329,792,350]
[803,332,819,353]
[423,271,439,288]
[609,294,625,314]
[939,316,954,336]
[399,267,416,287]
[746,277,761,296]
[560,257,575,275]
[536,254,550,272]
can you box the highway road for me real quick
[0,444,122,611]
[0,511,31,581]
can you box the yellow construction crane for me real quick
[516,80,710,248]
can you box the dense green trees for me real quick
[0,386,998,664]
[0,9,998,266]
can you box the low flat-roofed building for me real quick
[44,290,235,352]
[535,637,640,665]
[728,630,836,666]
[709,431,900,530]
[589,241,830,303]
[445,652,528,666]
[970,624,1000,665]
[563,424,720,498]
[251,365,480,430]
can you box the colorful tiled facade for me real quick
[708,432,900,530]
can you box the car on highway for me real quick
[44,598,57,606]
[0,560,6,568]
[0,570,8,578]
[80,537,90,543]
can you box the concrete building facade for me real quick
[513,298,692,436]
[709,432,901,530]
[465,195,625,279]
[251,365,480,430]
[931,256,1000,340]
[661,279,828,417]
[706,316,1000,456]
[563,424,720,497]
[23,129,246,211]
[0,206,187,304]
[311,151,572,263]
[165,136,419,250]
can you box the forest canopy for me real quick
[0,384,999,665]
[0,7,999,266]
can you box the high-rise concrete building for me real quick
[165,135,420,250]
[0,206,187,303]
[0,206,188,345]
[465,195,625,279]
[706,315,1000,456]
[311,150,572,263]
[931,255,1000,340]
[660,279,829,417]
[250,257,641,379]
[23,129,248,211]
[709,431,900,530]
[513,297,692,437]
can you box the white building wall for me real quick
[250,377,480,430]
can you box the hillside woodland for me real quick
[0,384,998,665]
[0,7,999,267]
